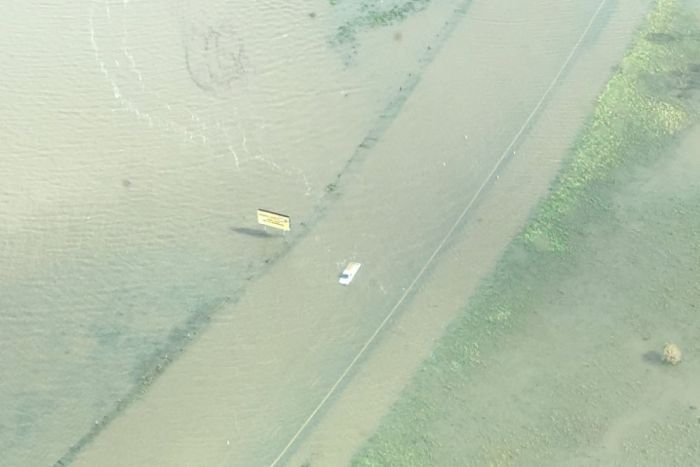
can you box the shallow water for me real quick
[0,0,655,466]
[1,1,458,465]
[421,123,700,467]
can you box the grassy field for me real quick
[351,0,700,465]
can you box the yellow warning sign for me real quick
[256,209,290,231]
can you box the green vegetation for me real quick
[352,1,700,465]
[330,0,433,47]
[522,0,697,253]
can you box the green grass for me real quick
[351,1,700,465]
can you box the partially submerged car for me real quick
[339,262,362,285]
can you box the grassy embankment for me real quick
[352,0,700,465]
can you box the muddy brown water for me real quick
[0,0,653,466]
[2,0,441,464]
[369,120,700,467]
[287,1,654,464]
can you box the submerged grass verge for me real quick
[334,0,433,46]
[522,0,698,253]
[327,0,434,61]
[351,1,700,465]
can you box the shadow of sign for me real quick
[230,227,274,238]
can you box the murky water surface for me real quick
[1,1,450,464]
[0,1,660,466]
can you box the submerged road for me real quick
[70,0,649,466]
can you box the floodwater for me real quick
[0,0,653,466]
[2,0,441,464]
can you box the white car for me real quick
[339,262,362,285]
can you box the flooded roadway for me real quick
[1,0,650,466]
[67,1,650,466]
